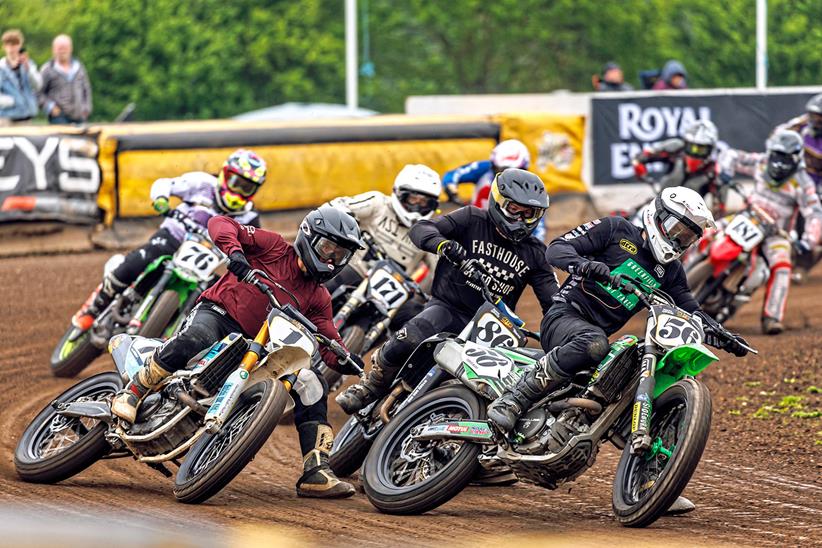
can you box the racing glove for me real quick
[437,240,467,265]
[575,260,611,282]
[153,196,170,215]
[695,311,749,357]
[228,251,251,280]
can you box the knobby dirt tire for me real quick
[174,379,288,504]
[612,378,712,527]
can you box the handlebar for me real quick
[243,269,364,375]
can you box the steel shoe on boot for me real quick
[335,350,398,414]
[762,317,784,335]
[487,351,568,434]
[295,422,355,498]
[666,495,696,515]
[72,274,124,330]
[111,355,171,423]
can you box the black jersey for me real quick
[410,206,557,316]
[547,216,698,335]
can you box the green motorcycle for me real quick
[50,210,225,378]
[362,271,756,527]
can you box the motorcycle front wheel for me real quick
[612,377,712,527]
[15,372,121,483]
[329,414,372,477]
[50,324,103,378]
[174,378,288,504]
[137,289,181,339]
[362,385,484,515]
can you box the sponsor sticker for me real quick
[619,239,638,255]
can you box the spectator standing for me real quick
[652,59,688,90]
[592,62,633,92]
[0,29,41,126]
[39,34,92,124]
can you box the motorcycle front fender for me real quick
[709,236,744,277]
[654,343,718,398]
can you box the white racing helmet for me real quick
[490,139,531,171]
[642,186,716,264]
[391,164,442,227]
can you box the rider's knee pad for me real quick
[380,316,436,370]
[585,333,610,363]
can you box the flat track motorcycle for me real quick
[50,210,225,378]
[361,273,755,528]
[16,270,362,504]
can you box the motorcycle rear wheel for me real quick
[612,378,712,527]
[362,385,483,515]
[137,289,181,339]
[174,379,288,504]
[15,372,121,483]
[50,324,103,378]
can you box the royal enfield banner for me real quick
[0,132,101,223]
[591,91,820,185]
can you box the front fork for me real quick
[631,316,658,455]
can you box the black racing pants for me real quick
[111,228,180,294]
[325,265,426,331]
[539,302,610,377]
[155,300,329,426]
[380,297,472,370]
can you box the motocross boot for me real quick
[110,355,172,423]
[295,421,355,498]
[762,317,784,335]
[487,350,569,434]
[72,274,126,330]
[335,349,399,414]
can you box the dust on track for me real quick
[0,251,819,547]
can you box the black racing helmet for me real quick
[294,205,365,282]
[765,129,803,185]
[488,168,549,242]
[806,93,822,136]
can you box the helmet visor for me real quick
[685,142,713,159]
[399,190,438,216]
[767,151,797,181]
[313,236,354,266]
[660,215,700,252]
[225,172,259,197]
[499,198,545,223]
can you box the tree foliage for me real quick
[0,0,819,121]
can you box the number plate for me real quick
[725,213,765,251]
[173,239,221,281]
[473,312,518,348]
[368,266,409,311]
[653,312,703,348]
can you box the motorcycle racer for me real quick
[717,130,822,334]
[442,139,546,240]
[775,93,822,188]
[488,187,750,433]
[110,206,365,498]
[72,149,267,330]
[632,120,727,214]
[336,168,557,415]
[324,164,441,311]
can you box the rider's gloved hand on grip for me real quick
[723,333,750,357]
[575,260,611,282]
[152,196,170,215]
[335,353,365,376]
[228,251,251,280]
[437,240,467,265]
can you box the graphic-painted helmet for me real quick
[642,186,715,264]
[490,139,531,172]
[488,168,548,242]
[294,205,365,282]
[391,164,442,227]
[216,149,267,213]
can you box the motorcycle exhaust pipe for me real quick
[547,397,603,415]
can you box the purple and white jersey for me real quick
[149,171,259,242]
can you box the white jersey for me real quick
[327,191,436,278]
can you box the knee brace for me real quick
[586,333,611,363]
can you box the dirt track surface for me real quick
[0,250,820,547]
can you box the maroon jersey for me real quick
[202,216,346,370]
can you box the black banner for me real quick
[591,91,818,185]
[0,133,101,223]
